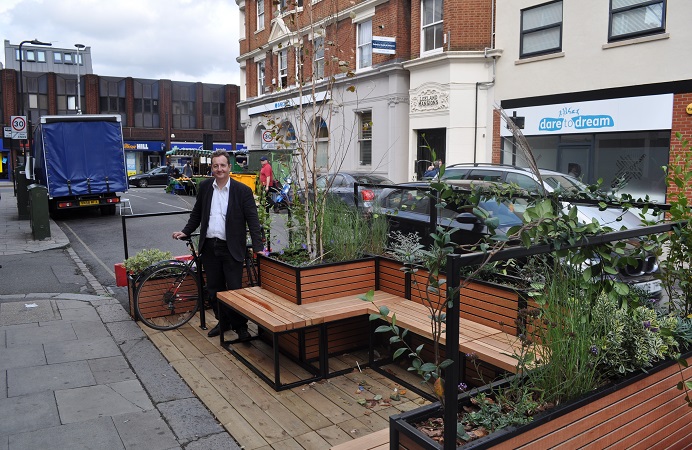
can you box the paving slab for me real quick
[112,409,180,450]
[5,322,77,347]
[44,336,121,364]
[55,382,153,424]
[96,303,133,322]
[0,391,60,436]
[7,360,95,397]
[56,306,101,323]
[0,300,60,326]
[0,344,46,371]
[157,397,225,443]
[87,356,137,385]
[8,417,125,450]
[185,432,242,450]
[71,320,111,340]
[106,320,147,343]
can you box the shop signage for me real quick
[123,141,164,152]
[410,88,449,113]
[501,94,674,137]
[170,142,233,152]
[686,103,692,115]
[248,91,330,116]
[373,36,396,54]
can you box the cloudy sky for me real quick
[1,0,241,85]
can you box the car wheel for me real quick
[138,179,148,188]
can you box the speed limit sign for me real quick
[11,116,27,139]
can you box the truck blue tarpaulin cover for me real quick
[34,115,128,197]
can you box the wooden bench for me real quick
[217,286,526,393]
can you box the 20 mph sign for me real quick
[11,116,28,140]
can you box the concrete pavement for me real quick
[0,181,241,449]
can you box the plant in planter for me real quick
[123,248,174,279]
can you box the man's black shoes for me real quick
[207,324,222,337]
[208,324,250,340]
[236,328,251,340]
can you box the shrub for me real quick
[123,248,173,275]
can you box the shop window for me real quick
[609,0,665,42]
[422,0,444,53]
[520,1,563,58]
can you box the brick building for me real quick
[1,40,244,180]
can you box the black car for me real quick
[128,166,175,188]
[377,182,523,248]
[312,172,395,210]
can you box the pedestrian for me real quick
[172,150,264,339]
[259,156,276,212]
[182,162,193,177]
[423,159,442,178]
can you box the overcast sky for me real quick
[1,0,241,85]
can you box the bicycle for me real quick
[132,235,206,330]
[132,234,259,331]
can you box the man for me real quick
[423,159,442,179]
[259,156,275,212]
[182,162,193,178]
[172,150,264,338]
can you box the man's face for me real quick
[210,155,230,183]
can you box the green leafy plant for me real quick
[123,248,173,275]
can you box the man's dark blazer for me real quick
[181,177,263,262]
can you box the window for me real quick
[56,75,78,115]
[314,117,329,168]
[37,51,46,62]
[295,44,304,84]
[64,53,74,64]
[171,83,196,129]
[203,85,226,130]
[313,36,324,80]
[278,50,288,89]
[279,0,302,13]
[358,111,372,166]
[26,50,35,62]
[520,1,563,58]
[257,60,266,95]
[357,20,372,69]
[609,0,665,41]
[134,80,160,128]
[257,0,265,30]
[99,78,127,123]
[422,0,444,52]
[54,52,63,63]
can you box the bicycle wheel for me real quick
[134,262,200,330]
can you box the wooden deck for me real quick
[140,314,430,449]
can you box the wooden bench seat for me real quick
[216,286,526,392]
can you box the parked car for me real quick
[377,181,524,248]
[311,172,395,210]
[440,163,645,229]
[128,166,177,188]
[378,180,662,301]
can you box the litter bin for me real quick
[27,184,51,240]
[15,165,30,220]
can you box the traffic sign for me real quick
[3,126,11,138]
[11,116,28,140]
[262,130,273,143]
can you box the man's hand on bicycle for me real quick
[172,231,188,240]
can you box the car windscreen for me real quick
[542,174,588,194]
[351,174,394,185]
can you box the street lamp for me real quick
[74,44,85,114]
[17,39,51,165]
[18,39,52,119]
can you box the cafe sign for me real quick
[410,88,449,113]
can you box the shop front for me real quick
[124,141,165,176]
[501,94,673,202]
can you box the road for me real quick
[56,187,288,311]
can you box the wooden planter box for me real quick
[409,269,530,337]
[257,254,377,304]
[377,255,408,297]
[257,254,378,359]
[390,351,692,449]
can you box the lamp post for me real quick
[17,39,51,165]
[74,44,85,114]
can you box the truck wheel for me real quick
[138,179,148,188]
[100,205,116,216]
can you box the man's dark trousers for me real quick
[201,238,246,331]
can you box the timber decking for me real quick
[140,315,428,449]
